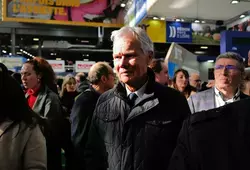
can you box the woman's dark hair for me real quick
[0,63,36,125]
[173,68,196,98]
[24,57,57,93]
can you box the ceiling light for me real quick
[20,49,23,52]
[120,3,126,7]
[9,53,12,55]
[175,18,181,22]
[194,19,200,23]
[160,17,165,20]
[181,19,185,22]
[56,58,62,60]
[153,17,159,20]
[195,51,205,54]
[231,0,239,4]
[201,20,206,23]
[207,60,214,63]
[17,52,22,55]
[201,46,208,49]
[33,38,39,41]
[2,50,6,53]
[240,14,245,18]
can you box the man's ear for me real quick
[147,51,153,65]
[101,75,108,83]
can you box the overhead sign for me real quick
[167,22,192,43]
[0,57,23,69]
[75,61,95,72]
[47,60,65,73]
[2,0,124,27]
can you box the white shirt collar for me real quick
[126,80,148,99]
[214,87,240,106]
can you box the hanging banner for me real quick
[47,60,65,72]
[0,57,23,69]
[125,0,157,26]
[75,61,95,72]
[166,21,192,43]
[2,0,125,27]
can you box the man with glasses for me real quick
[188,52,249,114]
[189,73,201,91]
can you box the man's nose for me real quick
[222,67,229,75]
[119,56,129,68]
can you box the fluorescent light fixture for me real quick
[2,50,7,53]
[181,19,185,22]
[201,20,206,23]
[33,38,39,41]
[153,17,159,20]
[194,19,200,23]
[17,52,22,55]
[194,51,205,54]
[240,14,245,18]
[231,0,239,4]
[56,58,62,60]
[201,46,208,49]
[207,60,214,63]
[160,17,165,20]
[175,18,181,22]
[120,3,126,7]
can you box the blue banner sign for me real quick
[167,22,192,43]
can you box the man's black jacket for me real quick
[169,98,250,170]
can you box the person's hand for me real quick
[206,80,215,88]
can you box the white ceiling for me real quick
[148,0,250,21]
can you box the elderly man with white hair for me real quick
[84,26,191,170]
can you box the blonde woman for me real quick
[60,75,79,116]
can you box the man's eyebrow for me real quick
[113,51,136,56]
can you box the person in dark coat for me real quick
[71,62,115,170]
[75,72,89,93]
[84,26,191,170]
[21,58,64,170]
[168,97,250,170]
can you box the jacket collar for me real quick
[25,85,49,113]
[0,120,14,138]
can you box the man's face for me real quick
[189,74,201,90]
[105,68,115,90]
[113,35,152,86]
[214,58,242,91]
[155,63,169,85]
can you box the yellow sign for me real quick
[140,19,166,43]
[2,0,124,27]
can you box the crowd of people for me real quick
[1,26,250,170]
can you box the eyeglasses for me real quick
[193,79,201,82]
[214,65,239,71]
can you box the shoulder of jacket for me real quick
[189,88,213,100]
[98,89,116,103]
[190,106,223,125]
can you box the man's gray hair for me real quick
[111,26,154,56]
[216,52,245,72]
[87,62,112,85]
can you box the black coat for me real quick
[70,87,100,170]
[84,69,191,170]
[168,98,250,170]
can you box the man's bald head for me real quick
[189,73,201,90]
